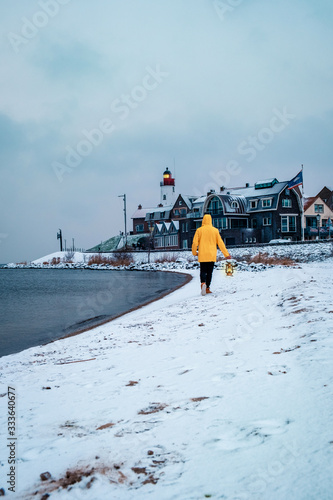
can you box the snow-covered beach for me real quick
[1,245,333,499]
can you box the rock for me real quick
[40,472,52,481]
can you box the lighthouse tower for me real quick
[160,168,176,206]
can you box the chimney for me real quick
[138,204,142,209]
[206,189,215,196]
[220,186,225,192]
[245,183,250,188]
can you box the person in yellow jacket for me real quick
[192,213,231,295]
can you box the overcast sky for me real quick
[0,0,332,263]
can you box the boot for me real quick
[201,283,206,296]
[206,287,212,294]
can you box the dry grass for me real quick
[154,254,178,263]
[237,252,296,266]
[87,252,134,267]
[51,257,61,265]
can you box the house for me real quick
[131,205,153,235]
[303,195,333,240]
[316,186,333,211]
[224,178,303,243]
[153,221,180,249]
[132,171,304,250]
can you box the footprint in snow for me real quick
[205,419,291,451]
[267,365,290,376]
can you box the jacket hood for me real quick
[202,214,212,226]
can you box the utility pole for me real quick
[72,238,75,251]
[57,229,63,251]
[118,194,127,248]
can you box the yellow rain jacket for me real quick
[192,214,230,262]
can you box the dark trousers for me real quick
[200,262,215,288]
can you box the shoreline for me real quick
[49,271,193,344]
[0,270,193,358]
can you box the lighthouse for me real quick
[160,167,176,206]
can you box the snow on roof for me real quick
[303,197,316,211]
[181,195,196,208]
[131,207,154,219]
[229,181,288,198]
[255,178,278,185]
[145,205,173,214]
[192,196,206,205]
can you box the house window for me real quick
[206,196,223,215]
[281,215,296,232]
[282,199,292,208]
[250,200,258,209]
[174,209,179,216]
[179,200,182,205]
[135,224,144,232]
[230,219,247,229]
[263,217,271,226]
[306,217,317,228]
[181,209,187,216]
[163,194,166,200]
[231,201,239,209]
[262,198,272,208]
[314,204,324,213]
[186,223,189,232]
[182,240,188,249]
[149,213,154,219]
[182,223,185,233]
[160,212,165,218]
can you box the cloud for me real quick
[0,0,332,262]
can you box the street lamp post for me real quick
[316,213,321,240]
[148,223,154,264]
[57,229,63,251]
[118,194,127,248]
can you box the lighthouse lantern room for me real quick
[160,167,176,206]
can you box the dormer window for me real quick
[250,200,258,209]
[262,198,272,208]
[231,201,239,209]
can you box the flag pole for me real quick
[301,164,305,242]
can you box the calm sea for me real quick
[0,269,187,357]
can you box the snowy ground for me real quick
[1,257,333,499]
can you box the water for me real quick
[0,269,187,357]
